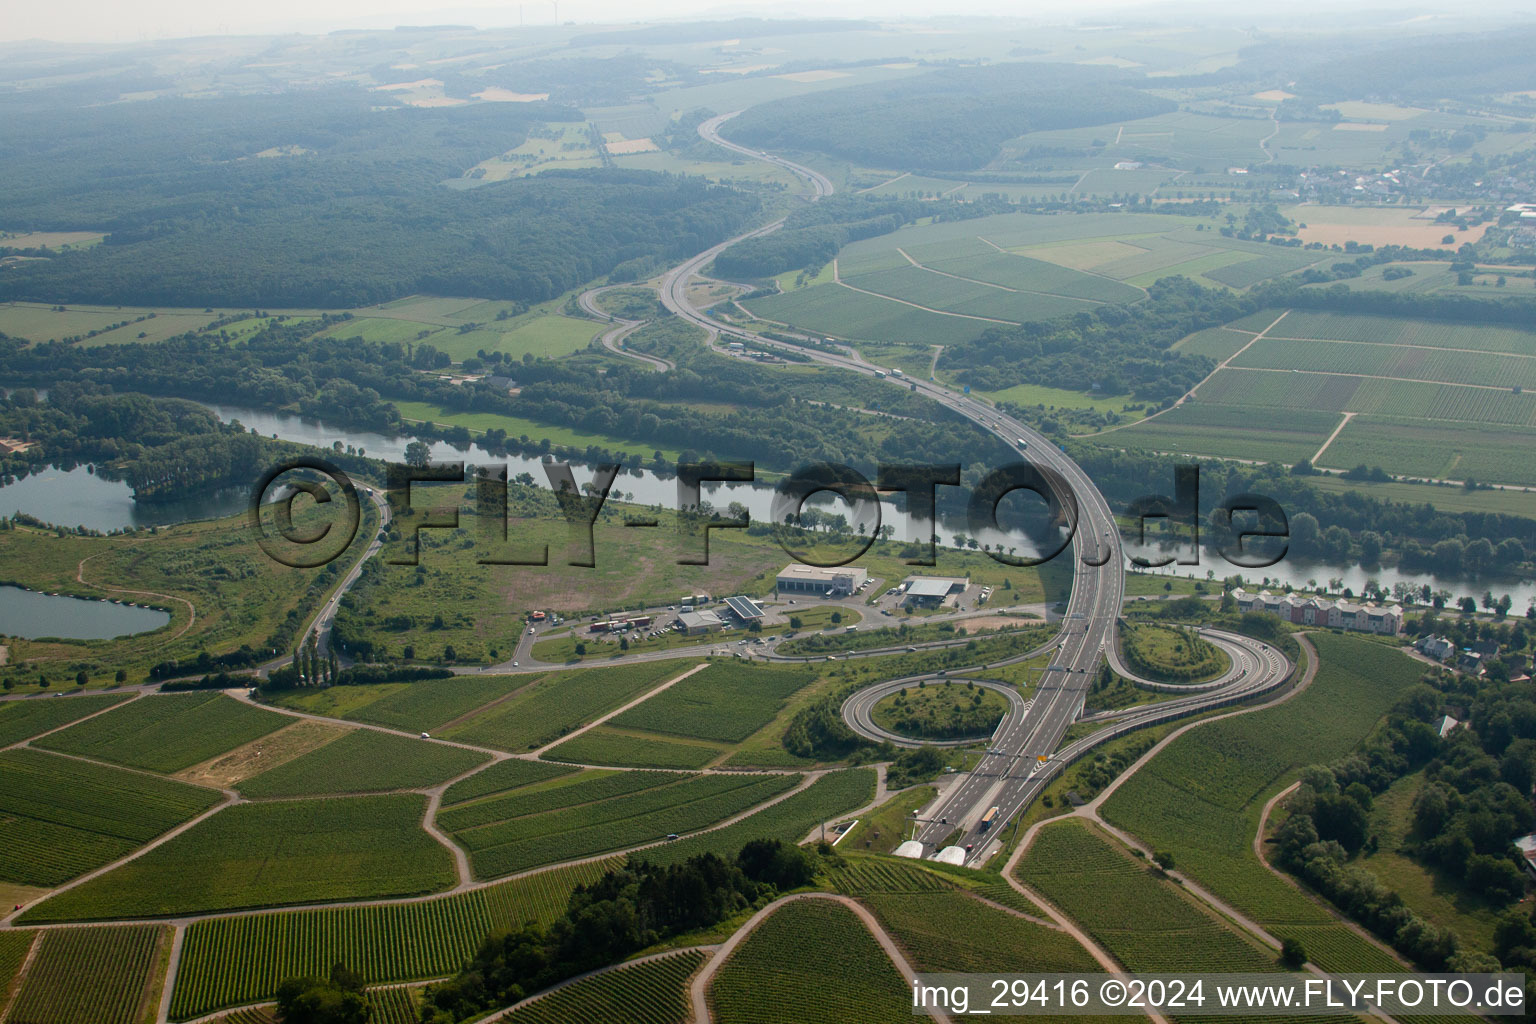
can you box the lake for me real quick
[0,584,171,640]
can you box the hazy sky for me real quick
[6,0,1187,45]
[4,0,1526,44]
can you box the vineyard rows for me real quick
[36,692,289,773]
[830,859,956,895]
[443,662,682,752]
[6,925,162,1024]
[169,859,616,1019]
[862,890,1099,976]
[344,674,528,733]
[610,663,817,744]
[0,693,129,747]
[499,950,705,1024]
[709,899,909,1023]
[438,770,675,833]
[1101,635,1429,929]
[366,985,421,1024]
[441,758,577,806]
[545,728,723,770]
[641,768,875,867]
[1272,311,1536,353]
[1017,819,1280,974]
[24,794,454,922]
[0,747,220,886]
[236,727,489,798]
[462,774,799,879]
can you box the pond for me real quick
[0,465,247,533]
[0,584,171,640]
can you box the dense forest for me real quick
[0,90,760,307]
[0,387,334,504]
[719,63,1175,170]
[0,315,1013,481]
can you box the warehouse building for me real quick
[775,563,867,597]
[676,609,723,635]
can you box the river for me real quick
[3,401,1531,610]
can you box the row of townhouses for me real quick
[1230,588,1402,635]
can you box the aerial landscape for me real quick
[5,2,1536,1022]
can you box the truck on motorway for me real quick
[1016,438,1029,450]
[979,806,1000,832]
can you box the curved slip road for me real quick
[670,116,1303,868]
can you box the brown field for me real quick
[175,718,348,788]
[606,138,660,155]
[1022,239,1148,271]
[0,231,104,249]
[1252,89,1296,102]
[958,613,1039,633]
[774,69,852,83]
[1333,122,1388,132]
[474,88,551,102]
[1291,206,1493,249]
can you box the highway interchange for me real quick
[286,110,1298,868]
[657,112,1297,865]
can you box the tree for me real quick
[1279,937,1307,969]
[404,440,433,469]
[1312,792,1370,853]
[274,963,368,1024]
[74,670,88,686]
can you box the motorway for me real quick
[659,112,1293,865]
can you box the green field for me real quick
[0,693,131,746]
[1099,634,1420,972]
[642,768,875,866]
[426,314,601,362]
[235,728,490,798]
[0,748,221,886]
[863,887,1100,974]
[501,949,705,1024]
[1108,402,1340,463]
[441,757,579,805]
[393,400,680,461]
[606,663,820,744]
[1304,473,1536,520]
[708,898,909,1024]
[438,769,682,832]
[1017,818,1281,972]
[169,859,615,1019]
[5,925,164,1024]
[1233,337,1536,391]
[1112,309,1536,483]
[1172,326,1257,362]
[745,283,994,345]
[23,794,454,921]
[1319,416,1536,485]
[329,674,531,733]
[443,770,798,878]
[35,692,290,773]
[442,662,686,752]
[544,727,726,769]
